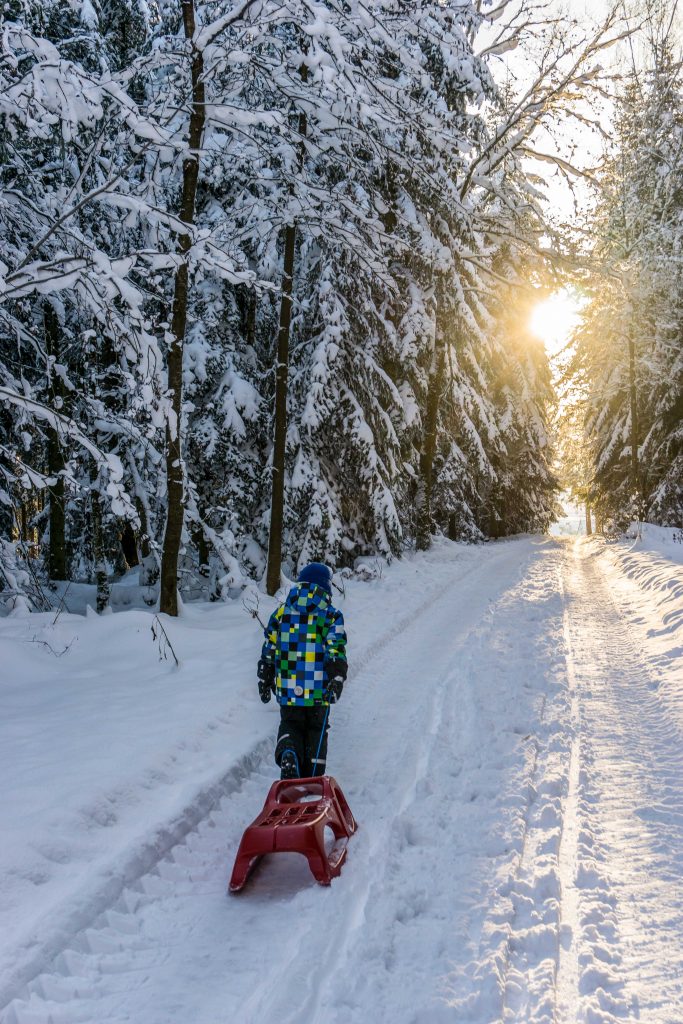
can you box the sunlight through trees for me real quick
[1,0,680,613]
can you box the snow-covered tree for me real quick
[0,0,163,603]
[571,12,683,528]
[0,0,629,612]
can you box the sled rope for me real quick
[312,704,330,776]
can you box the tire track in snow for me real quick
[315,540,569,1024]
[557,539,683,1023]
[259,596,460,1024]
[197,540,539,1024]
[444,537,683,1024]
[470,552,569,1024]
[553,566,582,1024]
[1,541,534,1024]
[0,738,273,1017]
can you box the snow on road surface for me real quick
[1,534,683,1023]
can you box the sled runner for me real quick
[228,775,357,892]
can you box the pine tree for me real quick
[572,17,683,529]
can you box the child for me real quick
[257,562,347,779]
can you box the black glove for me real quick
[257,659,275,703]
[324,659,347,703]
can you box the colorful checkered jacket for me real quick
[261,582,347,707]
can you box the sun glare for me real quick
[530,290,582,357]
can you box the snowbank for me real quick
[590,523,683,691]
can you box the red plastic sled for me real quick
[228,775,357,893]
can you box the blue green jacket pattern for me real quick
[261,582,347,707]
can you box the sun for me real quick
[529,289,583,357]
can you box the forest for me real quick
[1,0,681,615]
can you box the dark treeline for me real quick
[1,0,628,612]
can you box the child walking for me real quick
[257,563,347,779]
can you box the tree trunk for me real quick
[416,307,445,551]
[20,499,29,545]
[90,465,110,612]
[128,453,158,590]
[119,522,139,568]
[44,301,66,580]
[585,502,593,536]
[159,0,205,616]
[136,497,152,562]
[266,63,308,596]
[244,285,257,349]
[628,327,643,519]
[193,526,210,578]
[266,221,296,595]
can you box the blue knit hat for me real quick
[297,562,332,594]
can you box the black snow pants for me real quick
[275,705,330,778]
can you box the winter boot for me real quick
[280,749,299,780]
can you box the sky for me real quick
[480,1,651,354]
[529,290,584,357]
[519,1,683,355]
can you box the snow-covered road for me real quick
[2,535,683,1024]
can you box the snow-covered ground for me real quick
[1,530,683,1023]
